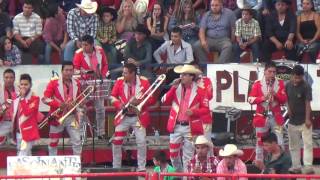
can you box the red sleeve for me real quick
[205,78,213,100]
[191,89,210,118]
[21,96,39,116]
[43,81,60,109]
[110,80,122,110]
[274,80,287,104]
[100,49,108,77]
[248,82,265,104]
[161,86,176,105]
[73,52,82,70]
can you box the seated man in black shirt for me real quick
[261,0,297,62]
[253,133,292,174]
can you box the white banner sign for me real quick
[207,64,320,111]
[7,155,81,177]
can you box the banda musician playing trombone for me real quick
[73,35,109,140]
[12,74,41,156]
[42,62,82,156]
[110,63,156,171]
[161,64,210,172]
[248,62,287,164]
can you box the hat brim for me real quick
[219,149,244,157]
[76,2,98,14]
[174,65,202,75]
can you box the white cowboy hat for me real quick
[174,65,202,75]
[219,144,244,157]
[195,135,213,148]
[76,0,98,14]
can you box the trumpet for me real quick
[114,74,166,125]
[39,86,95,129]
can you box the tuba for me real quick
[39,86,95,129]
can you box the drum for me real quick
[273,59,296,81]
[81,79,114,100]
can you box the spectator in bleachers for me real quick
[258,0,276,40]
[116,0,140,41]
[153,26,194,83]
[65,0,98,62]
[187,136,219,176]
[174,0,207,16]
[253,133,291,174]
[0,0,7,12]
[0,37,21,66]
[6,0,23,18]
[233,7,261,62]
[13,0,45,64]
[223,0,238,11]
[0,4,12,39]
[153,150,176,180]
[235,0,263,18]
[146,3,168,51]
[193,0,236,64]
[261,0,297,62]
[296,0,320,63]
[217,144,247,180]
[59,0,81,12]
[97,7,117,65]
[96,0,122,10]
[124,24,152,77]
[43,4,68,64]
[168,0,199,44]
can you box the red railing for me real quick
[157,172,320,180]
[1,172,320,180]
[0,172,149,180]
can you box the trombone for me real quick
[114,74,166,125]
[39,86,95,129]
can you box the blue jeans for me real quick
[64,40,76,62]
[45,43,64,64]
[101,43,117,64]
[233,42,260,63]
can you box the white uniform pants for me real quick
[288,123,313,168]
[48,115,82,156]
[169,124,195,172]
[16,133,35,156]
[0,120,12,145]
[112,116,146,171]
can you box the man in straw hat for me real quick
[64,0,98,62]
[187,135,219,177]
[161,64,210,172]
[216,144,247,180]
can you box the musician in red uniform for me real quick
[42,62,82,156]
[110,63,155,171]
[196,67,213,141]
[73,35,108,139]
[13,74,40,156]
[248,62,287,162]
[161,64,210,172]
[0,69,19,145]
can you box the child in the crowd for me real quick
[153,150,176,180]
[97,6,118,65]
[0,37,22,66]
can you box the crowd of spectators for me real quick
[0,0,319,72]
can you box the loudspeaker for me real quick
[211,112,236,146]
[83,167,139,180]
